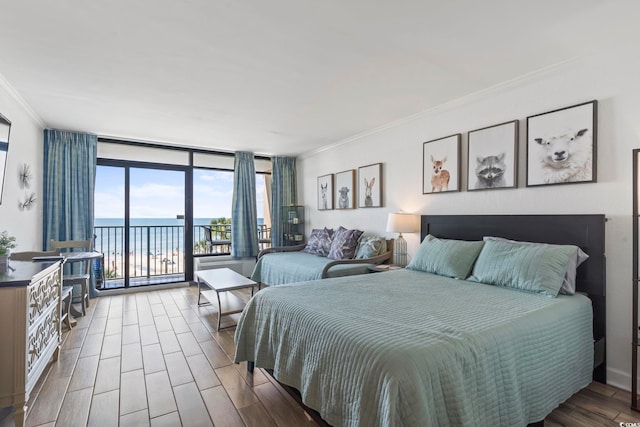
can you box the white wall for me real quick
[0,79,44,251]
[298,44,640,390]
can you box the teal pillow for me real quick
[483,236,589,295]
[468,239,575,297]
[355,236,386,259]
[406,235,484,279]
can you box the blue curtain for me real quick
[231,151,259,257]
[271,156,297,247]
[43,129,98,295]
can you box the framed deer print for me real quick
[423,134,461,194]
[335,169,355,209]
[467,120,518,191]
[317,174,334,210]
[358,163,382,208]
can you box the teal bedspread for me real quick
[251,251,372,286]
[234,269,593,427]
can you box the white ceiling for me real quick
[0,0,635,156]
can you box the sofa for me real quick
[251,226,393,287]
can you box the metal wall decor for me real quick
[19,193,36,211]
[19,163,32,189]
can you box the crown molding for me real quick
[299,55,582,160]
[0,71,46,128]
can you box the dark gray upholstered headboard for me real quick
[421,214,606,382]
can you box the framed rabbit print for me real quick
[358,163,382,208]
[422,134,460,194]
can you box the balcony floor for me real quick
[98,274,186,289]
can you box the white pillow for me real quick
[482,236,589,295]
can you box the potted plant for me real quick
[0,231,17,267]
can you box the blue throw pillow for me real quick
[302,228,334,256]
[328,227,363,260]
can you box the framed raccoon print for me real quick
[422,134,461,194]
[467,120,518,191]
[335,169,355,209]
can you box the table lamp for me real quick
[386,212,419,267]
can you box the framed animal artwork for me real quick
[358,163,382,208]
[526,100,597,187]
[467,120,518,191]
[422,134,461,194]
[335,169,355,209]
[317,174,334,210]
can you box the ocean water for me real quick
[95,218,256,227]
[94,218,265,256]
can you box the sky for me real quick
[94,166,266,219]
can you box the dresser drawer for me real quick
[27,304,59,379]
[27,267,61,328]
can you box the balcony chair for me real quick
[201,225,214,253]
[50,239,92,316]
[10,250,74,330]
[260,227,271,249]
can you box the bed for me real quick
[251,236,393,287]
[251,251,383,286]
[234,214,606,426]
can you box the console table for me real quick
[0,260,63,427]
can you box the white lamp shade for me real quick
[386,213,419,234]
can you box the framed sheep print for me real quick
[467,120,518,191]
[358,163,382,208]
[335,169,356,209]
[422,134,461,194]
[317,174,334,210]
[526,100,597,187]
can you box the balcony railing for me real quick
[93,224,271,284]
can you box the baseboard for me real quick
[606,367,631,392]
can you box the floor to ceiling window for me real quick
[192,169,270,256]
[193,168,234,255]
[94,140,272,290]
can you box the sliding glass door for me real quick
[95,162,188,289]
[129,167,185,286]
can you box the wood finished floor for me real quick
[0,285,638,427]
